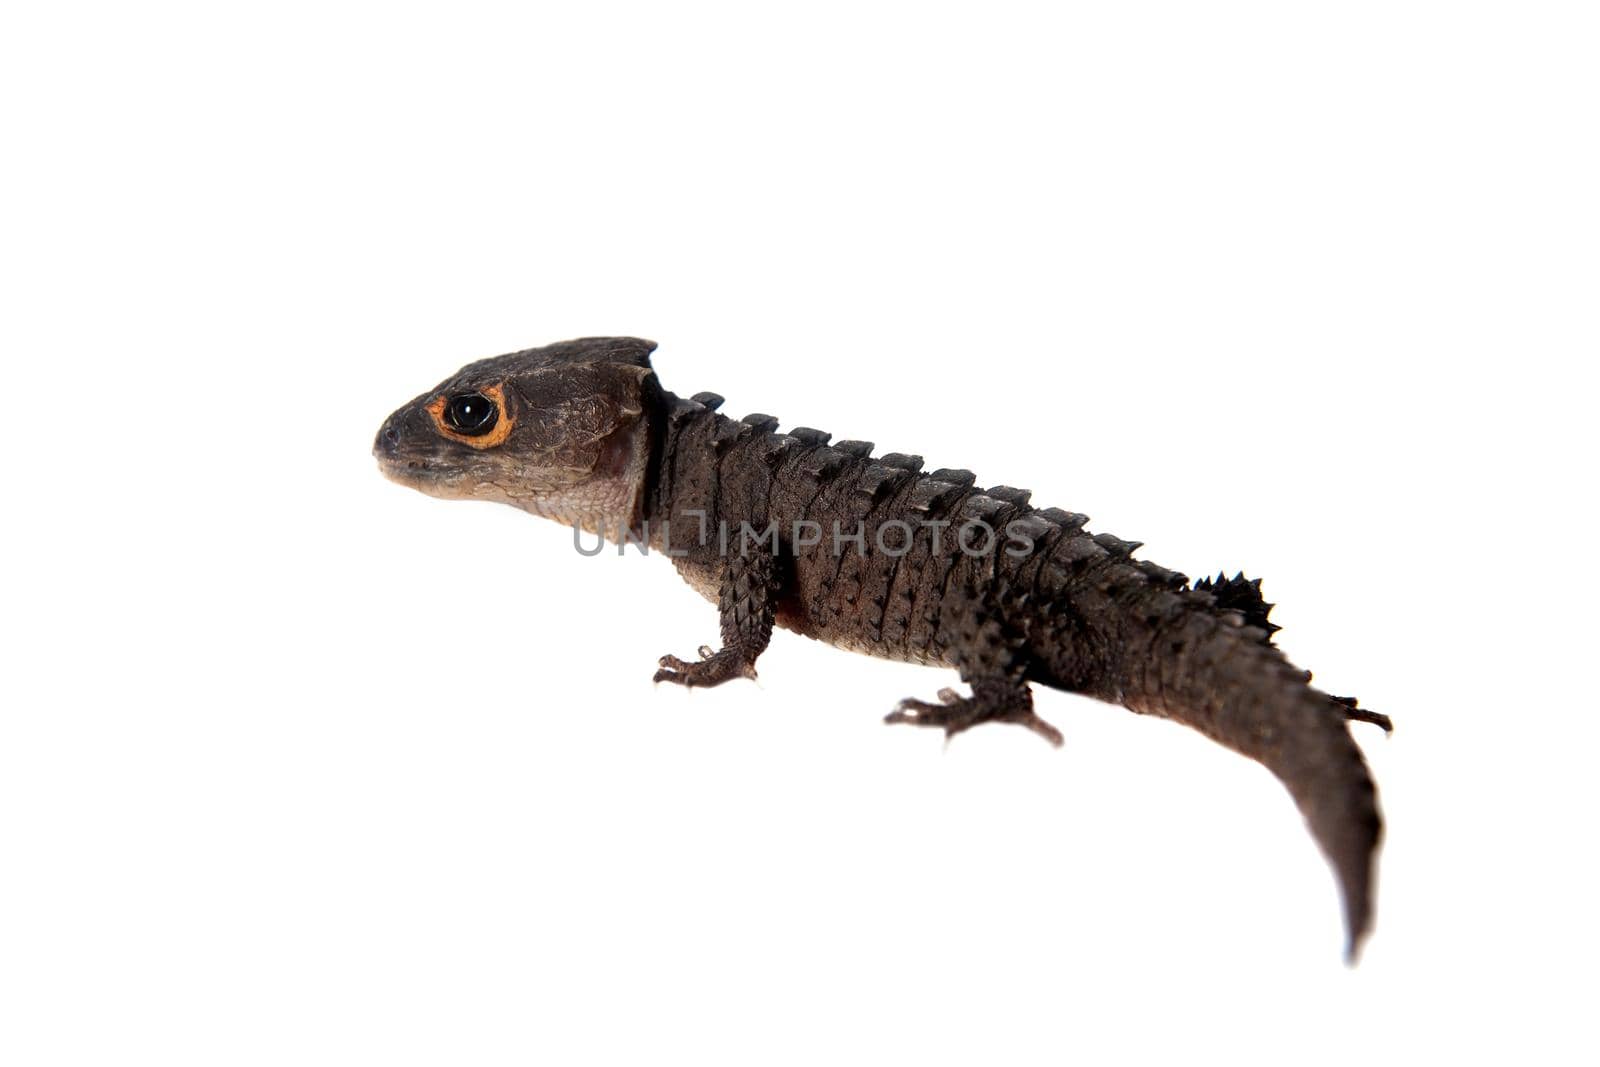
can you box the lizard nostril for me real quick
[375,420,403,457]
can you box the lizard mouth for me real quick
[374,451,438,484]
[373,452,485,503]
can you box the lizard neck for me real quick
[641,391,732,536]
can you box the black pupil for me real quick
[446,392,497,435]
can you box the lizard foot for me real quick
[886,685,1063,747]
[654,645,758,688]
[1331,695,1393,734]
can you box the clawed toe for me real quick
[1009,710,1064,747]
[885,697,945,727]
[1346,706,1394,733]
[886,688,1062,747]
[653,647,757,688]
[1331,695,1393,734]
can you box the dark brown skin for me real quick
[375,337,1391,960]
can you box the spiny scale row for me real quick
[667,392,1153,564]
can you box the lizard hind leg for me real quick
[886,678,1063,746]
[886,582,1063,746]
[653,645,759,687]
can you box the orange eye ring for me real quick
[426,383,514,448]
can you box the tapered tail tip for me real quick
[1338,856,1376,965]
[1344,925,1370,966]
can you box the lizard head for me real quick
[374,337,660,533]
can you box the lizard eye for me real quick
[444,392,499,435]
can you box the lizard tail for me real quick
[1122,612,1386,960]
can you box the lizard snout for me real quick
[373,415,403,459]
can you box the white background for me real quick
[3,2,1596,1064]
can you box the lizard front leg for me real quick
[886,583,1063,746]
[654,550,777,688]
